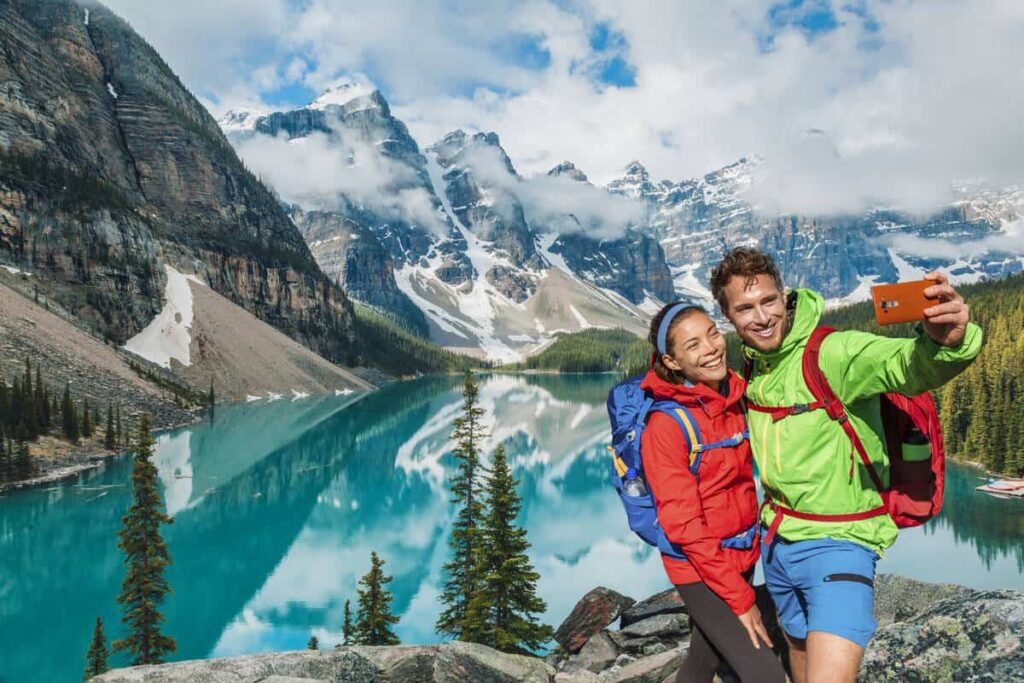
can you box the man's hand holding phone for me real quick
[922,272,970,348]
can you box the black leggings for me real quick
[673,573,786,683]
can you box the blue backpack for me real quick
[606,374,755,561]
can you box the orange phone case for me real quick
[871,280,931,325]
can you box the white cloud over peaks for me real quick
[233,129,448,234]
[886,217,1024,259]
[457,144,646,239]
[101,0,1024,217]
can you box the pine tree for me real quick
[83,616,109,680]
[207,380,215,409]
[307,635,319,650]
[104,405,116,450]
[343,599,353,646]
[354,551,400,645]
[463,444,552,654]
[62,382,79,443]
[115,404,123,446]
[436,371,488,638]
[0,435,9,483]
[14,440,33,480]
[112,414,177,665]
[82,400,92,438]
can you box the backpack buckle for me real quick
[791,403,810,415]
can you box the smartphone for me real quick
[871,280,932,325]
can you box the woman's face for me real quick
[662,311,728,386]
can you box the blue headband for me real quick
[657,303,692,356]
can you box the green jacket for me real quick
[745,289,983,555]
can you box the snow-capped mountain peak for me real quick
[217,108,264,134]
[548,161,589,183]
[309,80,378,111]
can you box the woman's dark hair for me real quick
[648,302,708,383]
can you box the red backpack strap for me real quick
[802,327,886,495]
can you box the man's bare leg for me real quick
[805,631,864,683]
[785,632,807,683]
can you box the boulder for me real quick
[859,588,1024,682]
[605,646,686,683]
[619,589,686,628]
[91,643,555,683]
[555,587,637,653]
[572,631,620,674]
[619,614,688,640]
[872,573,974,628]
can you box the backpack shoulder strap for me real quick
[651,401,703,475]
[802,326,886,493]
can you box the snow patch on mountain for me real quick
[423,153,520,362]
[825,275,881,309]
[123,265,205,369]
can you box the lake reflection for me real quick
[0,373,1022,682]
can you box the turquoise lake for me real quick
[1,373,1023,683]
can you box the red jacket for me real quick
[639,369,759,615]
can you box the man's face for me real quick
[721,274,787,353]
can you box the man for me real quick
[711,247,982,683]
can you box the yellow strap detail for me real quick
[608,446,628,477]
[674,409,700,465]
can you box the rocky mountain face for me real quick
[222,94,674,362]
[0,0,357,366]
[610,157,1023,306]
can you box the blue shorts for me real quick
[761,537,879,648]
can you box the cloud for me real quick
[233,129,449,234]
[101,0,1024,217]
[886,218,1024,259]
[455,143,646,239]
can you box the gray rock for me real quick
[620,614,688,640]
[872,573,974,628]
[259,678,331,683]
[555,587,636,653]
[91,643,555,683]
[606,646,686,683]
[573,631,619,674]
[619,589,687,628]
[859,589,1024,682]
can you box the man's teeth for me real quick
[753,324,775,338]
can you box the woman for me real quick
[640,303,785,682]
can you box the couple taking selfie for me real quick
[608,246,981,682]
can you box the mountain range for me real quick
[220,86,1022,361]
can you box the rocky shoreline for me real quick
[91,574,1024,683]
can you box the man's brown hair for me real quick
[710,247,785,312]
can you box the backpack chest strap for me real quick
[747,398,832,421]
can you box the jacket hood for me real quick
[640,368,746,418]
[743,288,824,364]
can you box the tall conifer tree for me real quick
[105,405,116,450]
[83,616,109,680]
[113,414,176,665]
[463,444,552,654]
[436,371,488,638]
[62,382,79,443]
[354,551,400,645]
[343,599,354,646]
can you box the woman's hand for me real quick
[737,604,773,650]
